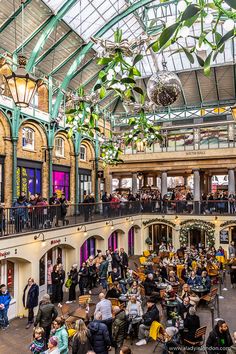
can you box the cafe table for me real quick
[155,283,167,290]
[191,286,209,298]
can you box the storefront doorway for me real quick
[230,226,236,243]
[108,231,118,250]
[189,229,205,248]
[148,224,173,252]
[80,237,96,265]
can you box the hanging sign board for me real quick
[220,229,229,244]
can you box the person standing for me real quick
[94,293,113,344]
[120,248,128,279]
[58,264,65,304]
[229,241,236,259]
[50,317,68,354]
[44,336,60,354]
[51,265,61,304]
[0,283,11,329]
[29,327,45,354]
[206,320,233,354]
[72,319,93,354]
[78,262,89,296]
[112,249,121,272]
[59,194,68,226]
[47,260,53,296]
[99,256,109,291]
[87,256,97,295]
[88,311,111,354]
[67,264,78,303]
[34,294,58,345]
[23,277,39,329]
[112,306,127,354]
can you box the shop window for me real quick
[53,171,70,199]
[80,145,86,161]
[55,137,65,157]
[22,127,34,150]
[79,173,91,201]
[16,167,41,198]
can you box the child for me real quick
[44,336,60,354]
[29,327,45,353]
[0,284,11,329]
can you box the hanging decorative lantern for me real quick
[4,55,40,108]
[147,69,182,106]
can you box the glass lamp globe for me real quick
[147,69,182,106]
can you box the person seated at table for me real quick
[143,273,158,296]
[163,285,176,304]
[180,284,200,307]
[182,306,200,343]
[216,246,225,256]
[106,282,121,299]
[168,270,179,284]
[111,267,122,283]
[167,243,176,253]
[187,270,201,287]
[127,281,141,300]
[181,264,189,283]
[163,327,181,354]
[199,271,211,292]
[178,296,193,320]
[159,241,167,252]
[136,296,160,346]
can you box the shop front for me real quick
[16,159,42,198]
[79,168,92,202]
[53,165,70,200]
[80,237,96,265]
[148,223,173,252]
[108,231,118,250]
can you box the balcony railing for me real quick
[0,199,234,238]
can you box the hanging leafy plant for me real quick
[124,109,162,150]
[65,87,100,138]
[99,135,123,166]
[150,0,236,76]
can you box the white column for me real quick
[132,173,138,194]
[193,169,200,201]
[161,171,168,197]
[228,169,235,195]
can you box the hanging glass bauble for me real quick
[147,70,182,106]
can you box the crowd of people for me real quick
[1,241,236,354]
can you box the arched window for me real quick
[55,137,65,157]
[80,145,87,161]
[22,127,34,150]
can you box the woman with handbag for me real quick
[72,319,93,354]
[67,264,78,303]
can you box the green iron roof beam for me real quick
[70,57,94,82]
[146,0,178,10]
[14,15,53,54]
[0,0,33,33]
[34,30,73,66]
[112,97,121,114]
[213,67,220,102]
[49,44,85,76]
[80,68,105,89]
[52,0,158,119]
[26,0,77,72]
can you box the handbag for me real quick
[65,277,72,288]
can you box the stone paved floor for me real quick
[0,276,235,354]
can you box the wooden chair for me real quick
[200,288,218,309]
[152,257,160,264]
[77,294,91,306]
[183,325,207,352]
[108,298,120,306]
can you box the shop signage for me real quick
[51,239,61,245]
[219,229,229,244]
[185,151,206,156]
[0,251,10,258]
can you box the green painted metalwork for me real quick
[52,0,155,119]
[48,76,53,116]
[213,67,220,102]
[35,30,73,66]
[81,66,106,89]
[195,71,203,104]
[112,97,120,114]
[0,0,33,33]
[73,132,81,206]
[49,45,85,76]
[26,0,77,72]
[14,16,53,54]
[70,57,94,82]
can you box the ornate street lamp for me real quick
[4,55,40,108]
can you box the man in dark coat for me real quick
[112,306,127,354]
[136,296,160,346]
[120,248,128,279]
[112,249,121,270]
[34,294,58,344]
[206,320,233,354]
[23,278,39,329]
[88,311,111,354]
[178,296,193,320]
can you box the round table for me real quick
[156,283,167,290]
[191,286,209,298]
[119,296,129,304]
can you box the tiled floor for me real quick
[0,276,235,354]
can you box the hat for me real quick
[49,336,58,347]
[0,284,6,290]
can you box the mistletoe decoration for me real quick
[150,0,236,76]
[65,87,100,138]
[179,220,215,246]
[100,137,123,166]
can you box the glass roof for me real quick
[43,0,236,77]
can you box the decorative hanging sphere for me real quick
[147,70,182,106]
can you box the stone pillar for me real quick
[152,175,157,187]
[208,174,212,194]
[200,171,205,196]
[228,169,235,195]
[193,169,200,201]
[132,173,138,195]
[161,171,168,197]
